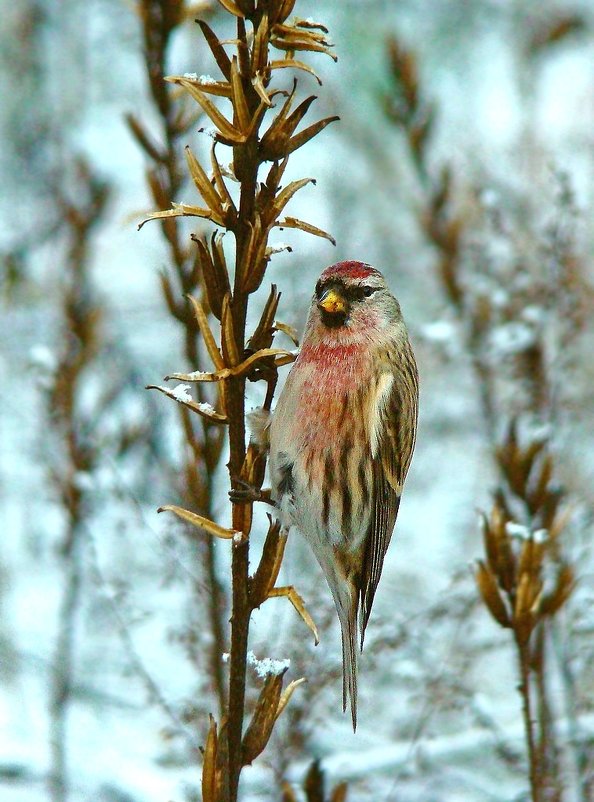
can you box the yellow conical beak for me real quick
[317,287,348,316]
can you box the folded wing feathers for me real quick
[359,341,419,645]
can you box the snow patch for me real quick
[247,650,290,678]
[29,344,57,372]
[169,383,193,403]
[421,320,456,344]
[180,370,211,381]
[184,73,217,85]
[505,522,548,543]
[196,401,217,416]
[267,242,292,255]
[219,163,238,181]
[489,322,536,356]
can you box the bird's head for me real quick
[306,261,403,344]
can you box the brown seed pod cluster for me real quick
[477,423,574,646]
[138,2,338,799]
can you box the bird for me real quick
[267,260,419,730]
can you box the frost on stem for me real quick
[140,4,337,799]
[222,650,291,678]
[168,383,193,403]
[247,650,290,678]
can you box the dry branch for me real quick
[139,2,337,798]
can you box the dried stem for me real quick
[383,33,583,801]
[130,0,228,718]
[517,637,539,801]
[49,535,84,802]
[140,3,337,798]
[45,161,109,802]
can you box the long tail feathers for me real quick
[336,586,359,731]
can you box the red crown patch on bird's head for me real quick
[320,261,381,283]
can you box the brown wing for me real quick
[359,343,419,643]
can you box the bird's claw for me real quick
[229,479,275,507]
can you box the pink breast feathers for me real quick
[295,342,369,448]
[297,341,363,370]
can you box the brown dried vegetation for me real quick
[136,1,337,799]
[385,30,591,802]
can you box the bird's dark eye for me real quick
[347,284,378,302]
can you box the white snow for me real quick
[246,651,290,678]
[196,400,217,416]
[488,322,536,356]
[29,343,57,372]
[505,522,548,543]
[267,242,292,255]
[72,471,95,491]
[178,370,211,381]
[420,319,456,343]
[4,3,594,800]
[219,163,238,181]
[183,73,216,85]
[168,383,193,403]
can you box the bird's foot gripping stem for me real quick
[229,478,275,507]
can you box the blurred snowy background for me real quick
[1,0,593,800]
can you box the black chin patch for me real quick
[320,309,348,328]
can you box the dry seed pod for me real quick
[387,37,419,113]
[475,560,511,628]
[230,56,251,133]
[276,214,336,244]
[513,572,542,645]
[249,518,285,608]
[527,453,553,512]
[540,563,574,616]
[248,284,280,351]
[185,145,227,221]
[241,671,286,766]
[221,293,241,367]
[518,536,546,580]
[201,714,220,802]
[192,236,221,319]
[242,229,272,293]
[331,783,348,802]
[282,783,299,802]
[260,92,314,159]
[197,20,232,79]
[304,759,326,802]
[483,506,516,593]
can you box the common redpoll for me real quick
[268,260,419,729]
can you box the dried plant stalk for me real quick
[43,161,109,802]
[140,2,337,798]
[384,32,585,802]
[476,426,574,801]
[131,0,229,718]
